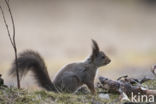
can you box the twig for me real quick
[152,65,156,77]
[4,0,16,46]
[0,5,14,46]
[0,0,20,88]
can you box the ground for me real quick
[0,80,155,104]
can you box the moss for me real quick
[142,80,156,89]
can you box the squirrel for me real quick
[9,40,111,94]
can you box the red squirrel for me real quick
[9,40,111,94]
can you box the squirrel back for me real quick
[9,50,57,92]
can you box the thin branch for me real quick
[0,0,20,89]
[5,0,16,47]
[0,5,14,46]
[152,65,156,77]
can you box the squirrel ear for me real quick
[92,39,99,54]
[90,39,99,61]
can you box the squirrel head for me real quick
[90,39,111,67]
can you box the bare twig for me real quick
[0,5,14,46]
[4,0,16,46]
[0,0,20,88]
[152,65,156,77]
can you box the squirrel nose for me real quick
[107,58,111,63]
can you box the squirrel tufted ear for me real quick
[90,39,99,61]
[92,39,99,54]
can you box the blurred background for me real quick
[0,0,156,88]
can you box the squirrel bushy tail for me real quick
[9,50,57,92]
